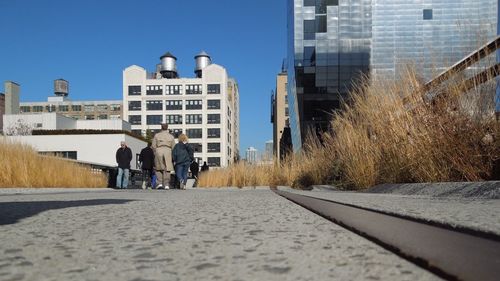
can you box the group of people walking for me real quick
[115,123,209,189]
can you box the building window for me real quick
[315,15,327,33]
[129,115,141,125]
[165,114,183,124]
[186,84,202,95]
[326,0,338,5]
[110,104,121,111]
[40,151,77,160]
[185,114,202,124]
[304,46,316,67]
[146,115,162,125]
[165,85,182,95]
[207,114,220,124]
[316,0,326,13]
[207,143,221,153]
[304,0,315,6]
[207,128,220,138]
[186,100,202,110]
[33,106,43,112]
[84,105,95,112]
[110,114,121,119]
[97,104,108,111]
[285,107,289,117]
[207,84,220,94]
[304,20,315,40]
[131,129,142,136]
[98,114,108,120]
[146,100,163,111]
[186,128,202,139]
[190,143,202,153]
[72,105,82,111]
[85,115,95,120]
[208,157,220,167]
[128,101,141,111]
[20,106,31,113]
[165,100,182,110]
[423,9,433,20]
[128,85,141,96]
[207,100,220,109]
[46,105,56,112]
[170,128,183,138]
[146,85,163,95]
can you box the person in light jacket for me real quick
[172,133,194,190]
[152,123,175,189]
[116,141,132,189]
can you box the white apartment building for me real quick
[123,51,239,168]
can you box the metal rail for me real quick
[423,36,500,92]
[274,189,500,281]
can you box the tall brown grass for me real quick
[199,66,499,189]
[0,138,107,188]
[198,135,338,188]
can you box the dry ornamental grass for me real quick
[0,138,107,188]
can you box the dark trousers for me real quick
[142,169,153,187]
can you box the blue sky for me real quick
[0,0,287,155]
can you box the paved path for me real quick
[0,189,439,281]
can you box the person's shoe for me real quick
[164,185,170,190]
[180,182,186,190]
[157,184,163,190]
[141,181,146,190]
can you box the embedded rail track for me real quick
[273,189,500,281]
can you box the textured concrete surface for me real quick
[280,187,500,235]
[0,189,439,281]
[367,181,500,199]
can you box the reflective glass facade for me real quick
[288,0,372,149]
[372,0,497,80]
[288,0,498,149]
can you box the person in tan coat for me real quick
[152,123,175,189]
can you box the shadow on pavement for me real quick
[0,199,134,226]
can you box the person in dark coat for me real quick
[190,160,199,178]
[201,161,209,172]
[139,142,155,189]
[172,134,194,190]
[116,141,132,189]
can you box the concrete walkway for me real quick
[0,189,439,281]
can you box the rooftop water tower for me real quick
[194,51,212,78]
[54,79,69,97]
[160,52,178,79]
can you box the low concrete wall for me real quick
[7,134,146,168]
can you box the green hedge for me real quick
[31,129,147,142]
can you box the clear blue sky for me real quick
[0,0,287,155]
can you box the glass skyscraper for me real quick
[288,0,498,150]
